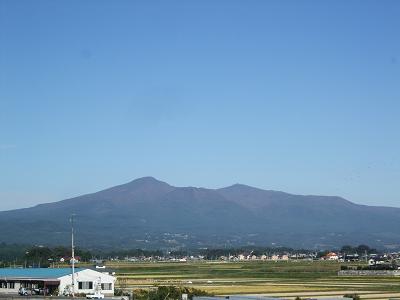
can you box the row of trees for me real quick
[25,246,92,266]
[97,248,163,258]
[0,244,92,267]
[199,246,310,259]
[340,245,377,255]
[76,245,381,260]
[0,243,27,266]
[0,243,382,266]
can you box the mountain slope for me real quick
[0,177,399,250]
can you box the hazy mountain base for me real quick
[0,177,399,250]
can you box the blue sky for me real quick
[0,0,399,210]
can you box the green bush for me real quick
[132,286,211,300]
[344,293,360,300]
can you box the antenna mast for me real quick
[70,214,76,298]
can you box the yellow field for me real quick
[105,260,400,299]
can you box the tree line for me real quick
[0,243,92,267]
[0,242,382,267]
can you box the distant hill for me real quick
[1,177,400,250]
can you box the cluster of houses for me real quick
[320,251,400,266]
[121,253,317,262]
[118,251,400,264]
[59,256,81,264]
[220,254,292,261]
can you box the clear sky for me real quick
[0,0,399,211]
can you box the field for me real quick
[105,260,400,300]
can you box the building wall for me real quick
[58,269,116,296]
[0,281,21,294]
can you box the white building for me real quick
[0,268,116,297]
[325,252,339,261]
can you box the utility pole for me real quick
[70,214,76,298]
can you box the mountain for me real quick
[1,177,400,250]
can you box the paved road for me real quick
[0,296,126,300]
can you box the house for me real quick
[0,268,116,297]
[238,254,246,261]
[325,252,339,260]
[368,256,387,266]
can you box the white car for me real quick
[18,287,29,296]
[86,292,105,299]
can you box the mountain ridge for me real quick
[1,176,399,250]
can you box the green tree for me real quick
[25,246,53,267]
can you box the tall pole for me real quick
[70,214,76,298]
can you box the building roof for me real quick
[0,268,84,280]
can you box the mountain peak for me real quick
[122,176,173,188]
[226,183,261,190]
[117,176,174,191]
[129,176,163,183]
